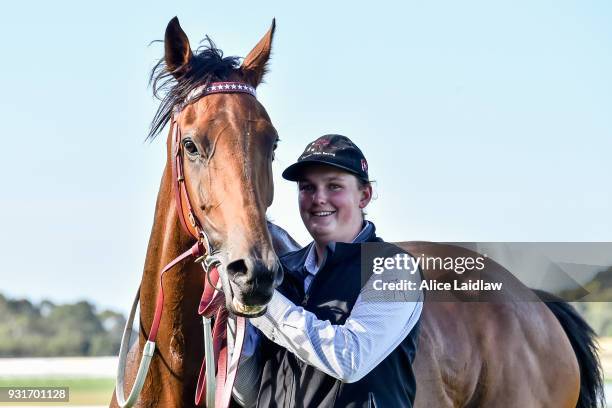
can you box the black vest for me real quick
[256,228,421,408]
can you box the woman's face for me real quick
[297,165,372,246]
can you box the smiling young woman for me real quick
[296,165,372,263]
[232,134,424,408]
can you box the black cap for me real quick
[282,134,369,181]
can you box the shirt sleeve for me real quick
[249,269,423,383]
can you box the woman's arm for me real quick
[250,272,423,383]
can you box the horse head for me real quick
[150,17,282,317]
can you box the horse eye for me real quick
[183,139,198,155]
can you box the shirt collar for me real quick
[304,221,373,275]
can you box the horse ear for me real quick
[241,19,276,88]
[164,17,193,77]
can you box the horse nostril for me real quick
[225,257,278,306]
[226,259,248,278]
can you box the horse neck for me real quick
[139,162,204,403]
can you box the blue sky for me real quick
[1,0,610,314]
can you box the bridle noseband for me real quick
[116,82,258,408]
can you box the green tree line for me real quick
[1,273,609,358]
[0,294,125,357]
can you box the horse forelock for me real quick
[147,36,242,141]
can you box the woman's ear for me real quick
[359,184,373,208]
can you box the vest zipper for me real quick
[301,258,323,307]
[301,272,315,307]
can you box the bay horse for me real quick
[112,17,604,408]
[111,17,296,407]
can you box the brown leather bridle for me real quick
[116,81,258,408]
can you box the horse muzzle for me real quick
[221,256,282,317]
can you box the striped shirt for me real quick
[233,222,423,407]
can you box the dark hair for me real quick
[357,177,371,190]
[147,37,241,141]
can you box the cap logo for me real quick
[306,138,331,153]
[361,159,368,172]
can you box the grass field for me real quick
[0,342,611,407]
[0,377,114,406]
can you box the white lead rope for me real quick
[115,286,220,407]
[115,287,156,408]
[203,316,216,407]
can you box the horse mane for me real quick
[147,36,241,141]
